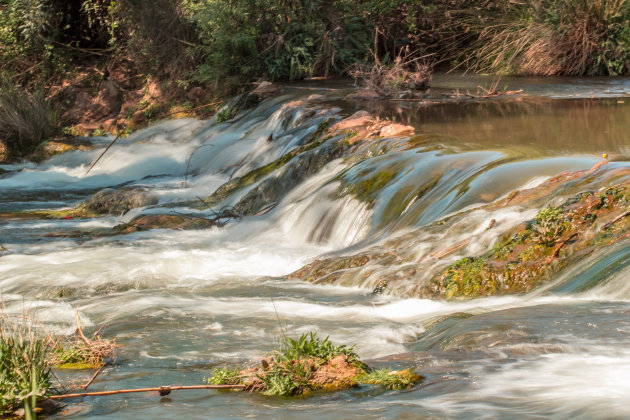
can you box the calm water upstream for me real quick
[1,75,630,419]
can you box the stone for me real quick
[79,187,158,216]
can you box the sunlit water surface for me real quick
[1,74,630,419]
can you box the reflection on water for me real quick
[1,75,630,419]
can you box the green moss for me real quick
[205,133,333,207]
[342,169,397,207]
[355,368,420,390]
[442,257,498,299]
[0,207,100,220]
[216,107,232,123]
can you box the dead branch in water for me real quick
[48,384,245,399]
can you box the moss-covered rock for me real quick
[114,214,219,233]
[288,166,630,300]
[78,187,158,216]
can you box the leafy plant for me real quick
[276,332,357,363]
[356,368,419,390]
[206,367,243,385]
[215,107,232,123]
[531,206,566,246]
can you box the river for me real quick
[1,74,630,419]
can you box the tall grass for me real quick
[0,78,53,158]
[0,313,52,416]
[461,0,630,76]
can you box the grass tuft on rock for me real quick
[206,332,419,397]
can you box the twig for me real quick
[609,231,630,246]
[81,365,104,390]
[48,384,245,400]
[435,239,472,259]
[601,210,630,230]
[75,310,90,345]
[84,131,123,176]
[550,232,579,259]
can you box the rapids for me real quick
[1,74,630,418]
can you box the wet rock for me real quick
[29,138,93,161]
[307,94,326,101]
[232,139,349,216]
[251,81,282,99]
[288,165,630,300]
[78,187,158,216]
[379,123,414,137]
[115,214,218,233]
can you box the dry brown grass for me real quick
[347,49,431,96]
[0,79,54,158]
[462,0,630,75]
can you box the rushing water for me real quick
[1,75,630,419]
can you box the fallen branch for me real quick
[601,210,630,230]
[81,365,104,390]
[550,232,579,259]
[609,231,630,246]
[48,384,246,400]
[84,131,123,176]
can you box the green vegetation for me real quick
[0,318,52,416]
[276,332,357,362]
[1,0,628,157]
[207,332,419,397]
[355,368,419,390]
[205,367,242,386]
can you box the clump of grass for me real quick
[0,313,52,416]
[206,367,243,386]
[259,361,312,396]
[356,368,419,390]
[49,312,116,369]
[0,78,54,158]
[276,332,357,362]
[215,107,232,123]
[206,332,420,397]
[531,206,567,246]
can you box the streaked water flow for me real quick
[1,75,630,418]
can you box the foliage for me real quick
[356,368,419,390]
[215,107,232,123]
[185,0,370,86]
[206,367,243,385]
[0,77,54,158]
[0,316,52,416]
[460,0,630,76]
[276,332,357,363]
[531,206,567,246]
[259,361,312,396]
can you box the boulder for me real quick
[78,187,158,216]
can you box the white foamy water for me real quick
[2,89,630,419]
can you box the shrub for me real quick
[460,0,630,76]
[0,78,54,158]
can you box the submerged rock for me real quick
[114,214,219,233]
[288,165,630,300]
[78,187,158,216]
